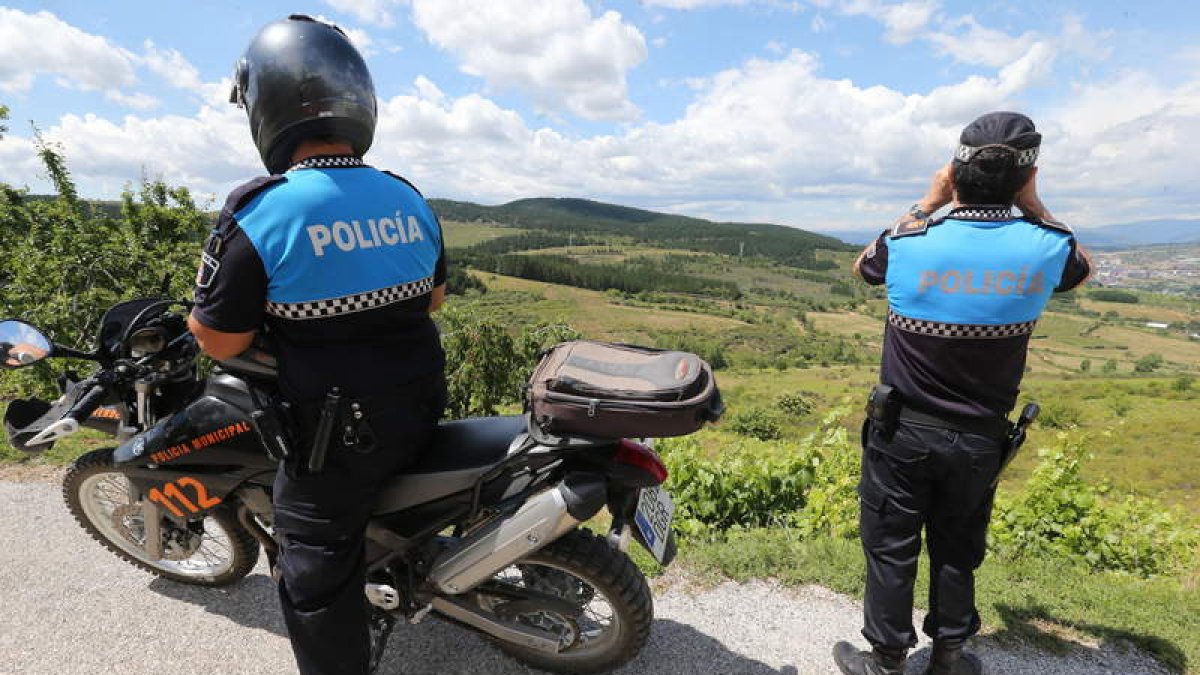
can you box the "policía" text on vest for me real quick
[306,213,426,257]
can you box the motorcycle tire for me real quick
[63,447,259,586]
[492,528,653,674]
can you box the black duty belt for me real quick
[896,405,1011,440]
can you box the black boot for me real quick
[922,640,982,675]
[833,641,907,675]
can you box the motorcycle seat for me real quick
[372,416,527,515]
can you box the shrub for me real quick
[1134,353,1164,373]
[789,412,862,539]
[774,392,816,417]
[727,406,784,441]
[1036,400,1082,429]
[438,307,579,418]
[1106,393,1133,418]
[653,332,729,370]
[1172,374,1195,392]
[990,435,1198,576]
[659,433,817,536]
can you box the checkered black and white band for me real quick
[288,156,366,171]
[266,277,435,320]
[947,206,1013,221]
[888,311,1036,339]
[954,143,1039,167]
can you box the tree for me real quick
[0,104,8,138]
[1,138,209,397]
[1133,353,1164,373]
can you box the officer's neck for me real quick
[292,139,356,164]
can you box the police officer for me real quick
[833,112,1093,675]
[186,15,448,675]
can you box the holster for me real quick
[992,402,1040,487]
[865,384,902,440]
[251,399,295,463]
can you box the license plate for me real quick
[633,486,675,564]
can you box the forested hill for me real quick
[430,197,855,269]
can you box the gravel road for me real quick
[0,480,1173,675]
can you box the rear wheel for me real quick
[485,529,653,674]
[63,448,259,586]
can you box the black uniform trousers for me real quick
[858,418,1005,651]
[272,375,446,675]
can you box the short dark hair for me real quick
[952,146,1032,205]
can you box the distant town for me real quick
[1093,244,1200,297]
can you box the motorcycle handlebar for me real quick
[66,382,108,424]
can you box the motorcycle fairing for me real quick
[112,392,276,520]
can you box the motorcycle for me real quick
[1,297,702,673]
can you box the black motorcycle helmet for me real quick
[229,14,377,174]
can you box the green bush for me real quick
[1134,353,1165,373]
[726,406,784,441]
[1,139,209,398]
[659,433,817,536]
[438,307,579,418]
[653,332,728,369]
[774,392,816,417]
[990,435,1198,577]
[1036,400,1082,429]
[788,412,862,539]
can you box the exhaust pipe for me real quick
[429,473,606,595]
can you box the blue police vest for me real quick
[886,217,1073,330]
[234,167,442,319]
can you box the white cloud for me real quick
[139,41,228,105]
[641,0,803,9]
[104,90,160,111]
[0,8,137,95]
[641,0,753,7]
[821,0,939,44]
[320,0,407,27]
[409,0,648,121]
[925,15,1038,67]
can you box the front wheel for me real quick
[485,529,653,674]
[63,448,259,586]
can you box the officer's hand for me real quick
[1014,168,1047,219]
[917,163,955,214]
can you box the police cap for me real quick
[954,111,1041,167]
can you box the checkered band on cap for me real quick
[288,156,366,171]
[947,206,1013,221]
[888,311,1036,339]
[954,144,1039,167]
[266,277,435,320]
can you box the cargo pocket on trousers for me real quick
[858,478,922,551]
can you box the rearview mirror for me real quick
[0,320,53,369]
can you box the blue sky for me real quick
[1,0,1198,232]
